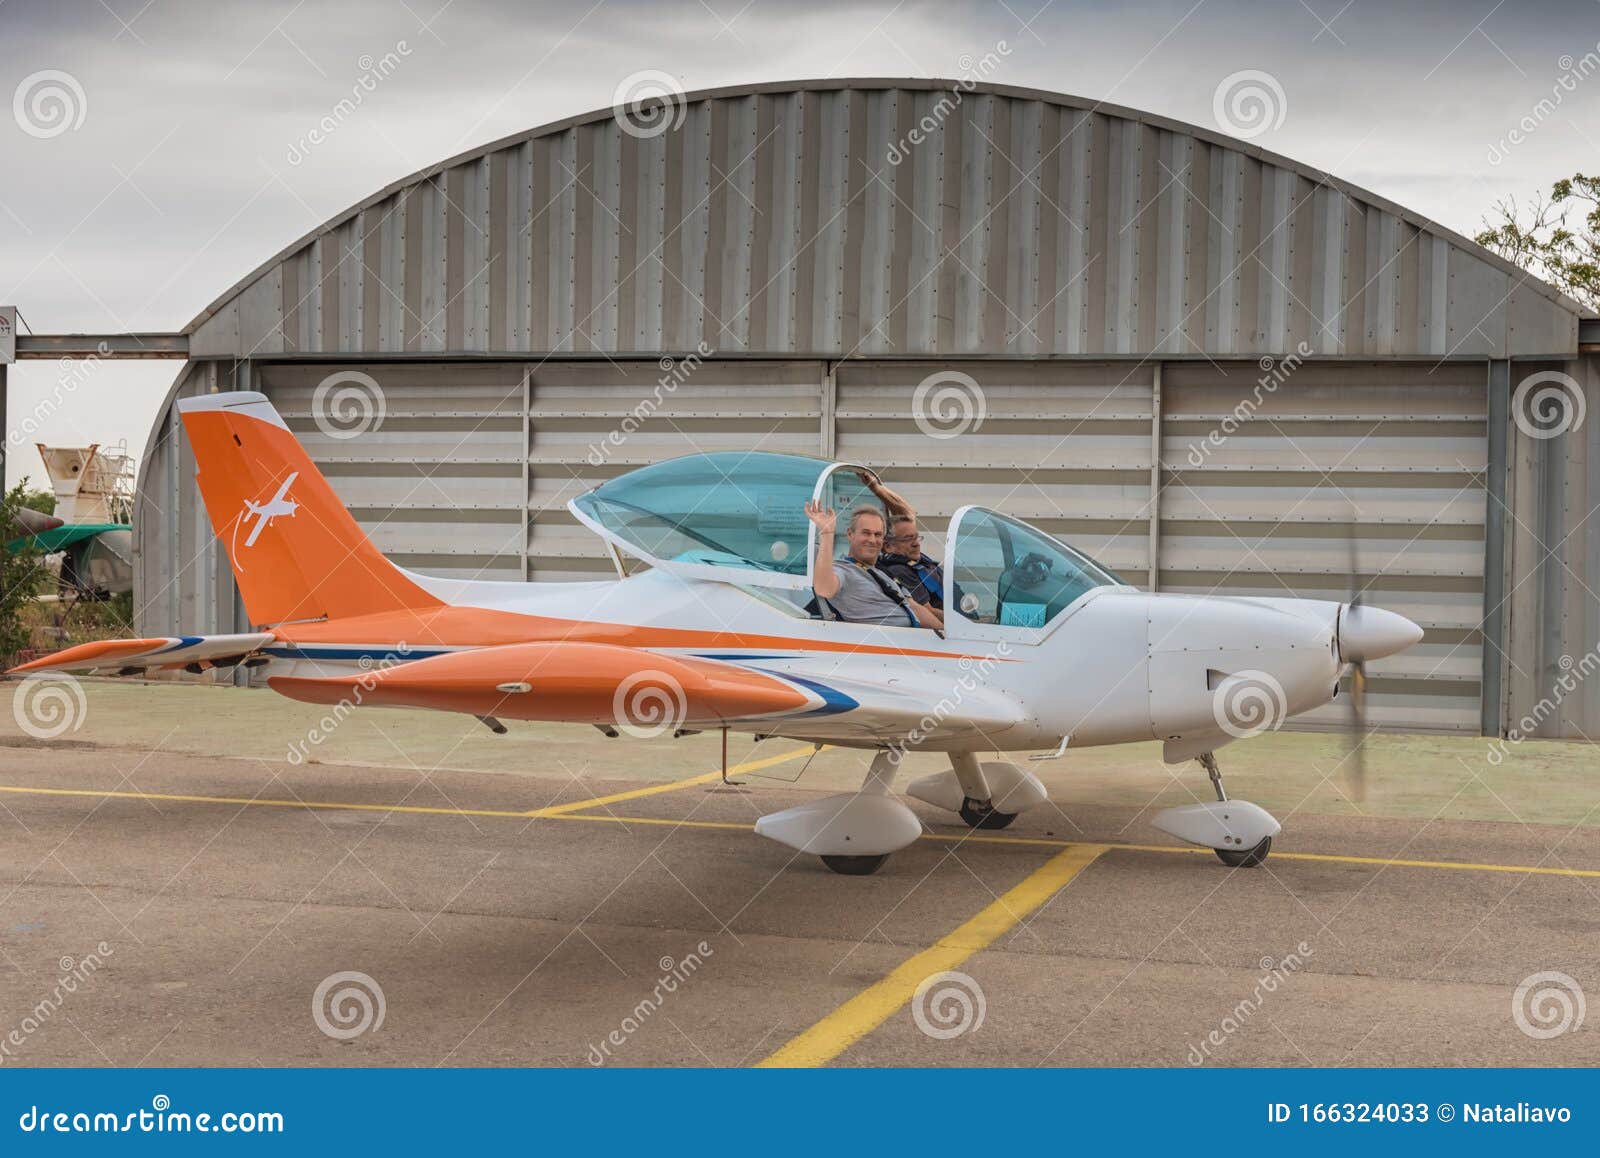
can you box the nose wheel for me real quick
[1150,752,1281,866]
[821,853,891,875]
[1214,835,1272,867]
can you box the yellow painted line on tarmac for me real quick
[526,747,816,817]
[5,775,1600,880]
[756,843,1110,1068]
[0,745,813,824]
[0,783,535,819]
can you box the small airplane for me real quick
[8,392,1423,875]
[240,472,298,548]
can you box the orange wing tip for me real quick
[6,638,171,675]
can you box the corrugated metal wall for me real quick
[1504,354,1600,738]
[185,82,1578,362]
[136,355,1488,731]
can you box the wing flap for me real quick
[267,641,815,724]
[6,633,276,676]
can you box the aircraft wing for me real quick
[742,665,1028,746]
[6,634,276,677]
[267,641,820,725]
[269,642,1026,745]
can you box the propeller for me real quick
[1340,517,1369,804]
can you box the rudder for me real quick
[177,391,441,626]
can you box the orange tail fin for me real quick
[177,391,442,627]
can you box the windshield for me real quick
[951,508,1122,628]
[570,452,833,582]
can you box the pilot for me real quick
[856,475,949,613]
[804,501,943,629]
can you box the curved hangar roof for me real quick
[186,79,1581,360]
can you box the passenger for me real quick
[803,501,943,629]
[857,476,949,612]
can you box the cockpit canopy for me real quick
[570,451,845,589]
[570,452,1127,626]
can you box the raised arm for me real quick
[856,469,916,522]
[805,500,840,598]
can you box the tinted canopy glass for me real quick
[571,452,834,581]
[951,509,1122,629]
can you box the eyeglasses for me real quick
[887,534,923,545]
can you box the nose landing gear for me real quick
[1151,751,1281,867]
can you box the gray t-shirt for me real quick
[821,558,919,626]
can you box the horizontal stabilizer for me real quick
[6,633,276,676]
[268,641,814,724]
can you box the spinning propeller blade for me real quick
[1342,512,1369,804]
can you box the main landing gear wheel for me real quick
[1215,836,1272,868]
[958,798,1019,830]
[820,853,890,876]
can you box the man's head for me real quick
[885,515,923,562]
[845,506,887,564]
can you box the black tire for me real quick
[1215,836,1272,868]
[820,853,890,876]
[959,798,1019,830]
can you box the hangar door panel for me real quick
[1160,360,1487,732]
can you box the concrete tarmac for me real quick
[0,741,1595,1068]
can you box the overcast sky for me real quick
[3,0,1598,486]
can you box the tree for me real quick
[1475,173,1599,313]
[1,480,50,661]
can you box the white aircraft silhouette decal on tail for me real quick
[241,473,299,547]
